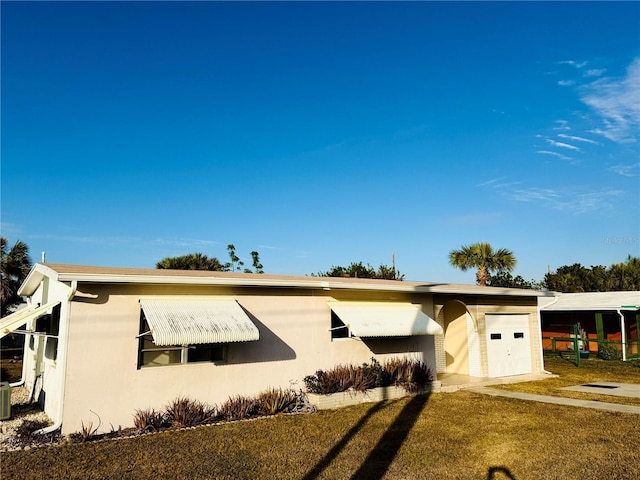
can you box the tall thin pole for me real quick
[392,252,396,280]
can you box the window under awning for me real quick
[139,297,260,346]
[328,301,443,337]
[0,301,61,339]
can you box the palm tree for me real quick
[156,253,224,271]
[1,237,33,317]
[449,242,516,287]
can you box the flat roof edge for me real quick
[21,263,549,297]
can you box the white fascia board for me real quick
[426,284,548,297]
[52,272,547,296]
[53,272,421,292]
[18,264,61,297]
[19,262,548,297]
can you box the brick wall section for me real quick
[434,333,446,374]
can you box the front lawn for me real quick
[3,358,640,480]
[496,354,640,406]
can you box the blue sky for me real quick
[2,2,639,284]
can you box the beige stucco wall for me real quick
[58,284,437,434]
[22,278,545,434]
[440,301,471,375]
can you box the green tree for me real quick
[375,263,404,280]
[1,238,33,317]
[590,265,611,291]
[544,256,640,292]
[157,246,265,274]
[225,244,244,272]
[487,271,541,290]
[225,245,264,273]
[543,263,591,292]
[449,242,516,287]
[156,253,224,271]
[315,261,404,280]
[250,251,264,274]
[608,255,640,291]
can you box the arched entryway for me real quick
[442,300,481,376]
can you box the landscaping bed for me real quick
[2,386,639,480]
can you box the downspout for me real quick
[617,309,627,362]
[34,280,77,435]
[538,294,559,374]
[9,376,25,388]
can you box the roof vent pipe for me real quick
[41,251,46,263]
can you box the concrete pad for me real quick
[560,382,640,398]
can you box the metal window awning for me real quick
[0,301,61,339]
[328,301,443,337]
[139,297,260,346]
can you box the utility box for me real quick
[0,382,11,420]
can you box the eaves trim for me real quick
[19,263,550,298]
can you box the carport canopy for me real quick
[328,301,443,337]
[0,301,61,339]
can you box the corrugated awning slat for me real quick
[328,301,443,337]
[139,298,259,346]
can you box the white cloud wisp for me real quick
[581,57,640,144]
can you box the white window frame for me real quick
[137,318,228,368]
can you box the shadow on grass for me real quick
[350,393,430,480]
[301,401,389,480]
[487,466,517,479]
[302,392,431,480]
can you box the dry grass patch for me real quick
[0,359,22,383]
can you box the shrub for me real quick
[165,397,216,427]
[598,344,622,361]
[362,358,393,390]
[78,420,99,442]
[257,388,298,415]
[304,357,433,395]
[304,366,350,394]
[70,411,102,442]
[349,365,375,392]
[130,388,312,437]
[133,408,169,432]
[304,360,392,394]
[384,358,433,392]
[218,395,260,421]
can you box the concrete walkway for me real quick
[469,386,640,414]
[438,372,557,393]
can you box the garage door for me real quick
[486,314,532,378]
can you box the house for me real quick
[539,291,640,360]
[1,263,551,434]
